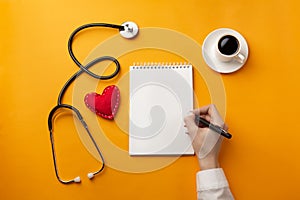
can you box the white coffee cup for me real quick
[215,34,245,63]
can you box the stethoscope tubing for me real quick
[48,23,123,184]
[57,56,120,105]
[67,23,124,80]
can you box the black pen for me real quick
[194,115,232,139]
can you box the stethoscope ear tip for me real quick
[74,176,81,183]
[87,173,94,179]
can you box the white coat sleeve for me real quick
[196,168,234,200]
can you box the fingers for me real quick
[201,114,211,123]
[192,104,226,128]
[185,104,228,132]
[192,105,211,116]
[192,104,219,116]
[184,113,197,130]
[184,114,199,139]
[192,104,216,124]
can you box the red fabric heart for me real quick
[84,85,120,120]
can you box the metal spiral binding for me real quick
[132,62,191,70]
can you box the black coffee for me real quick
[218,35,239,55]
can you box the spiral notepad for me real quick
[129,63,194,155]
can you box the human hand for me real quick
[184,104,228,170]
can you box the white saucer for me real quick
[202,28,249,73]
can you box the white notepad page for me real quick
[129,64,194,155]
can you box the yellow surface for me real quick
[1,0,300,199]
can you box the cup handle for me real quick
[234,53,245,64]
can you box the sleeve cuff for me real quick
[196,168,229,191]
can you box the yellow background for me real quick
[1,0,300,199]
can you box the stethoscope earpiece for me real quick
[74,176,81,183]
[49,104,105,184]
[87,173,94,179]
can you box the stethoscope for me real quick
[48,21,139,184]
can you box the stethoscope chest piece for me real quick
[120,21,139,39]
